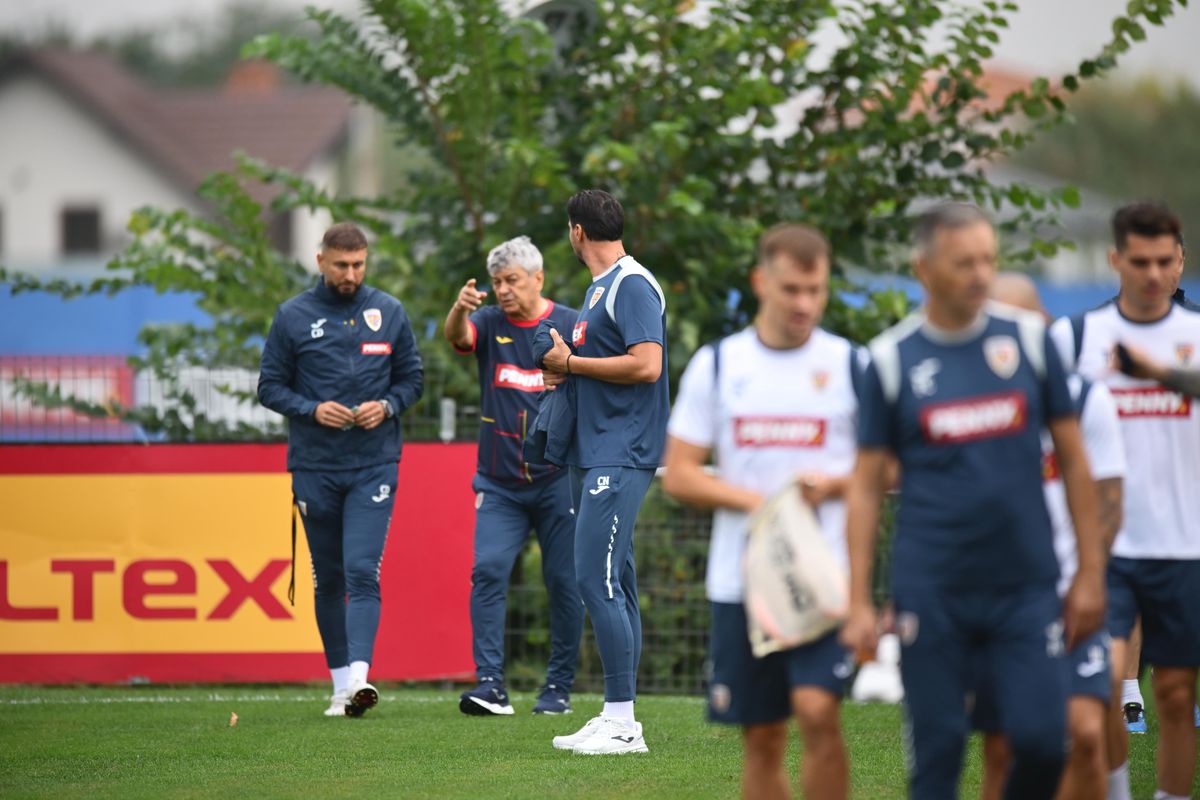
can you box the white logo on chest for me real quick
[909,358,941,397]
[311,318,328,339]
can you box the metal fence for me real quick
[0,355,893,694]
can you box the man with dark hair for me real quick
[842,203,1106,799]
[444,235,584,716]
[539,189,669,755]
[1051,201,1200,800]
[663,223,859,799]
[258,222,423,718]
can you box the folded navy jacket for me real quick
[523,318,577,467]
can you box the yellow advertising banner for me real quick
[1,473,320,654]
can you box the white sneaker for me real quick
[346,680,379,717]
[572,717,648,755]
[552,715,604,750]
[323,688,351,717]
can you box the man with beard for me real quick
[259,222,424,718]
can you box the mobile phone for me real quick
[1114,343,1136,376]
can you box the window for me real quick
[268,211,293,256]
[61,206,101,255]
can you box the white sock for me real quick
[1122,679,1144,707]
[330,666,351,693]
[350,660,369,685]
[1106,761,1131,800]
[1152,792,1189,800]
[603,700,635,723]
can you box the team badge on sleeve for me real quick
[588,287,605,309]
[983,335,1019,379]
[364,308,383,332]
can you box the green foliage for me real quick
[1,0,1189,438]
[1014,75,1200,276]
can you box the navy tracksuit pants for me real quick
[293,463,396,668]
[570,466,656,703]
[470,472,583,688]
[895,582,1069,800]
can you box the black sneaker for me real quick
[345,680,379,718]
[532,683,572,715]
[459,677,514,716]
[1124,702,1147,734]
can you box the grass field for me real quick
[0,685,1182,799]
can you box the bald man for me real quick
[975,273,1128,800]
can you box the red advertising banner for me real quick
[0,443,477,683]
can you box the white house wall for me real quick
[0,73,197,272]
[292,155,336,270]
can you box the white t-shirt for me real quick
[1042,377,1126,596]
[1050,299,1200,559]
[667,327,860,603]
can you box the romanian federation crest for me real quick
[364,308,382,332]
[983,335,1020,380]
[588,287,605,309]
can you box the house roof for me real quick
[1,48,351,203]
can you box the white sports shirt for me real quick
[1050,298,1200,559]
[667,327,860,603]
[1042,376,1126,597]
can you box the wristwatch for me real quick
[379,398,395,418]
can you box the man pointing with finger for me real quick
[444,235,584,717]
[258,222,424,718]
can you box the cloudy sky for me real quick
[4,0,1200,85]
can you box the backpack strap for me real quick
[605,257,667,323]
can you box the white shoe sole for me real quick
[465,696,514,715]
[574,739,649,755]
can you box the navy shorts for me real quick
[706,601,852,727]
[972,629,1111,733]
[1107,557,1200,667]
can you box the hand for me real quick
[314,401,356,429]
[542,328,572,373]
[542,370,566,389]
[839,602,879,662]
[454,279,487,313]
[1063,568,1105,650]
[1111,342,1168,382]
[797,472,839,506]
[354,400,388,431]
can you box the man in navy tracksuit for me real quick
[258,222,423,718]
[842,204,1106,799]
[444,235,583,716]
[540,190,669,756]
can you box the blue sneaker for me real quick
[459,677,514,716]
[532,684,572,715]
[1124,702,1147,734]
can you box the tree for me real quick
[1014,75,1200,275]
[2,0,1188,439]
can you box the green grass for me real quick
[0,686,1178,799]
